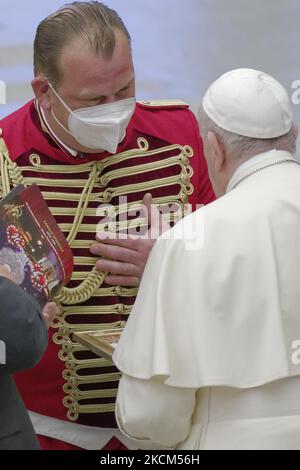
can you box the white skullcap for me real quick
[202,68,293,138]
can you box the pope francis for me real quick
[113,68,300,450]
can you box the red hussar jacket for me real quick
[0,99,215,432]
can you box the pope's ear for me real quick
[293,123,298,139]
[31,77,51,111]
[207,131,225,172]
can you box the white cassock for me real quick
[113,149,300,450]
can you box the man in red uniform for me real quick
[0,1,215,450]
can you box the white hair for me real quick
[198,104,297,160]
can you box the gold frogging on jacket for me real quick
[0,133,194,422]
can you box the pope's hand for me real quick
[90,194,170,287]
[42,302,60,328]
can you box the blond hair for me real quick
[34,1,131,86]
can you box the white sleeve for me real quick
[115,374,197,450]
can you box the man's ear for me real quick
[207,131,225,172]
[31,77,51,111]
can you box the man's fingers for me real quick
[141,193,153,226]
[96,259,140,277]
[104,274,140,287]
[42,302,60,326]
[95,235,141,250]
[43,301,59,313]
[141,193,171,237]
[90,242,139,264]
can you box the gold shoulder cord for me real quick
[138,99,189,107]
[0,134,195,421]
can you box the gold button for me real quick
[60,326,69,336]
[100,175,108,187]
[181,174,190,184]
[181,194,188,204]
[69,377,77,387]
[115,286,123,296]
[62,341,72,353]
[102,191,112,203]
[117,304,125,314]
[66,360,76,370]
[72,390,80,400]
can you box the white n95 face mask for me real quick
[49,83,136,154]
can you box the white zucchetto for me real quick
[202,68,293,138]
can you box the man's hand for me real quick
[90,194,170,287]
[42,302,60,328]
[91,235,155,287]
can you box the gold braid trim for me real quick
[0,137,23,195]
[54,267,106,305]
[53,161,107,305]
[0,135,195,420]
[0,137,106,306]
